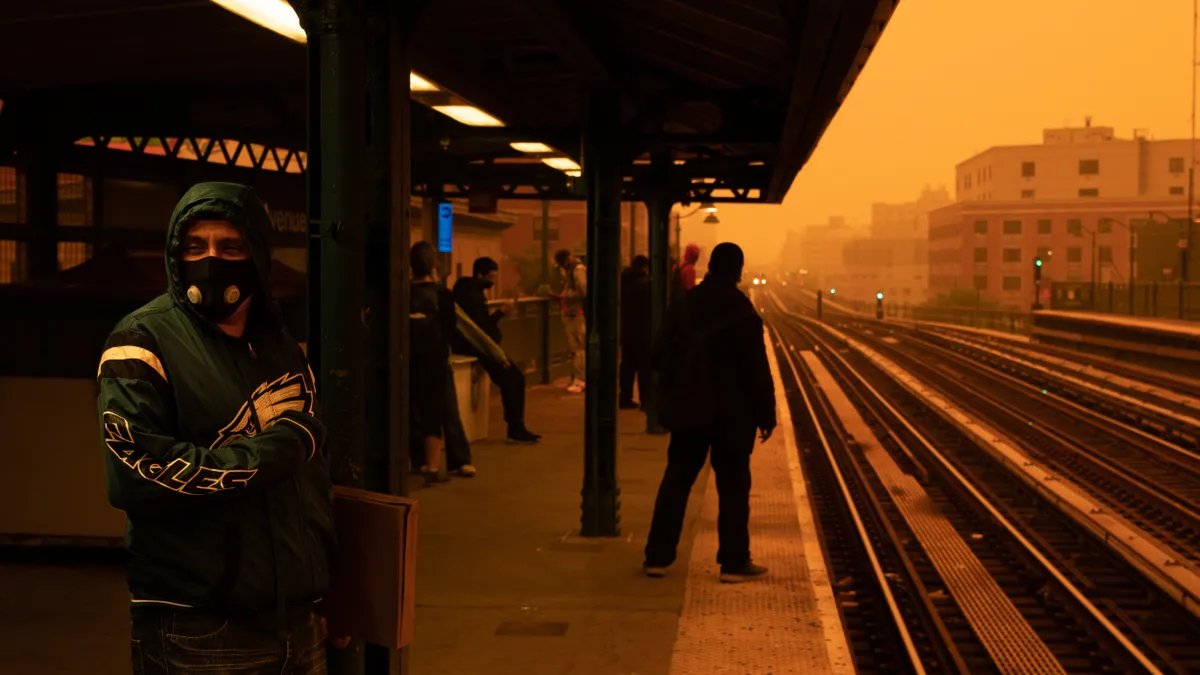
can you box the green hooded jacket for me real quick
[96,182,335,626]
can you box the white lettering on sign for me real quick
[263,202,307,234]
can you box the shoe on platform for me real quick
[456,464,477,477]
[719,561,768,583]
[423,469,449,486]
[507,426,540,445]
[643,565,667,578]
[567,381,586,393]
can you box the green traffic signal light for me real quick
[830,288,836,295]
[1035,258,1043,267]
[876,292,884,300]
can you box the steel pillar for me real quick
[539,199,552,385]
[643,150,672,435]
[299,0,407,672]
[581,89,622,537]
[26,155,57,281]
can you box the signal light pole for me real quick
[1033,257,1044,310]
[875,291,884,320]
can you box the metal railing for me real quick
[906,305,1032,335]
[1049,281,1200,321]
[484,296,574,384]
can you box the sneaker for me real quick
[507,427,540,445]
[423,469,450,487]
[643,565,667,578]
[567,381,586,394]
[456,465,477,477]
[719,561,768,584]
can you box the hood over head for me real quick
[165,182,275,321]
[683,244,701,265]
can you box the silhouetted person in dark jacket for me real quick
[452,257,540,444]
[644,242,776,583]
[620,255,651,410]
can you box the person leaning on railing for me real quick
[451,257,541,445]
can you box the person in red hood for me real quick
[670,244,701,304]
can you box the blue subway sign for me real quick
[437,201,453,253]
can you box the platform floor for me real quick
[1037,309,1200,336]
[0,373,841,675]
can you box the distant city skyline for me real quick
[714,1,1197,266]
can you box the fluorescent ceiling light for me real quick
[210,0,306,43]
[411,73,439,92]
[565,170,582,178]
[542,157,581,171]
[510,142,554,154]
[434,105,504,127]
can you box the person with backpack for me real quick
[552,249,587,393]
[669,243,701,305]
[643,242,776,583]
[409,241,458,485]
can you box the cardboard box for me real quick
[323,485,418,649]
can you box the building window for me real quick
[1170,157,1185,173]
[1170,186,1185,195]
[1079,188,1099,197]
[1021,189,1035,199]
[1067,219,1083,236]
[974,220,988,235]
[1037,219,1052,235]
[974,275,987,290]
[1002,276,1022,291]
[1079,159,1100,175]
[1098,219,1112,234]
[1022,161,1036,178]
[1098,246,1113,264]
[1067,247,1083,263]
[1002,248,1022,263]
[1002,220,1022,235]
[974,247,988,263]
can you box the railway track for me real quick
[852,325,1200,571]
[766,301,1200,674]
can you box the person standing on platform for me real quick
[619,254,652,411]
[409,241,458,485]
[670,243,701,305]
[96,182,337,674]
[552,248,588,393]
[643,242,776,583]
[453,256,541,444]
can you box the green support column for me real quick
[26,153,58,281]
[644,149,671,435]
[539,198,552,385]
[296,1,379,673]
[581,89,622,537]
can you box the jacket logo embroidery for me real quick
[103,412,257,495]
[213,372,315,449]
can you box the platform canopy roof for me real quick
[0,0,897,204]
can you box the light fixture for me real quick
[433,105,504,127]
[701,202,717,213]
[410,73,439,92]
[210,0,307,43]
[510,142,554,154]
[876,292,884,300]
[703,213,720,225]
[565,170,582,178]
[542,157,581,172]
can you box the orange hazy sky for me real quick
[704,1,1198,264]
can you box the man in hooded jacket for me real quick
[97,182,336,674]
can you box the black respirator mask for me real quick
[180,257,259,322]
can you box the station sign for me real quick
[437,201,454,253]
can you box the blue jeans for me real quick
[131,607,327,674]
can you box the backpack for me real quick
[655,298,750,432]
